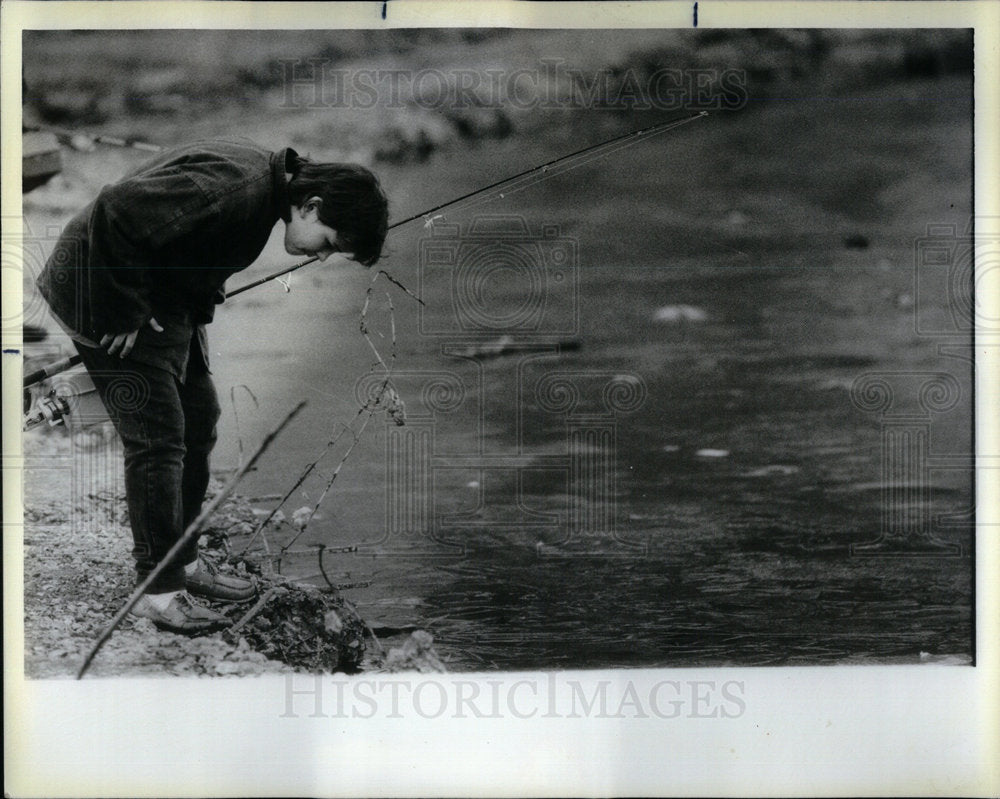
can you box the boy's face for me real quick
[284,197,354,262]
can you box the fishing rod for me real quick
[23,110,708,389]
[228,109,708,298]
[24,123,165,153]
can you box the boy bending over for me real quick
[38,138,388,634]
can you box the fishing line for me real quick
[388,110,709,229]
[391,108,752,264]
[227,110,710,299]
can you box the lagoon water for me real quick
[209,80,974,669]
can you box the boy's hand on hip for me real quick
[101,317,163,358]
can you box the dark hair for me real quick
[288,157,388,267]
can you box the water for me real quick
[169,80,977,669]
[210,216,971,669]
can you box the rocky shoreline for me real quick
[20,425,442,678]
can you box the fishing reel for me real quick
[23,389,73,430]
[23,366,108,432]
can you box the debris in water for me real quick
[291,506,312,531]
[695,448,729,458]
[743,464,799,477]
[455,335,580,359]
[382,385,406,426]
[653,305,709,323]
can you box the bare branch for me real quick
[224,588,277,640]
[77,401,307,679]
[229,384,260,470]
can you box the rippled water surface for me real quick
[211,78,974,670]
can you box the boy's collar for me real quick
[271,147,298,223]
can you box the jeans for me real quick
[74,331,221,593]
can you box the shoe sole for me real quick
[147,618,230,635]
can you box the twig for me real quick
[224,588,277,639]
[343,597,386,657]
[237,420,358,556]
[246,493,283,503]
[315,545,335,591]
[275,415,373,563]
[280,545,358,557]
[294,572,370,590]
[376,269,425,306]
[229,384,259,470]
[385,290,397,372]
[257,528,272,561]
[253,270,404,574]
[76,401,306,679]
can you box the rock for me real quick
[324,610,343,634]
[131,617,157,635]
[384,630,447,673]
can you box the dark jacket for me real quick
[38,138,296,374]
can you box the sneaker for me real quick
[186,557,256,603]
[130,592,230,635]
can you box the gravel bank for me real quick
[21,424,440,678]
